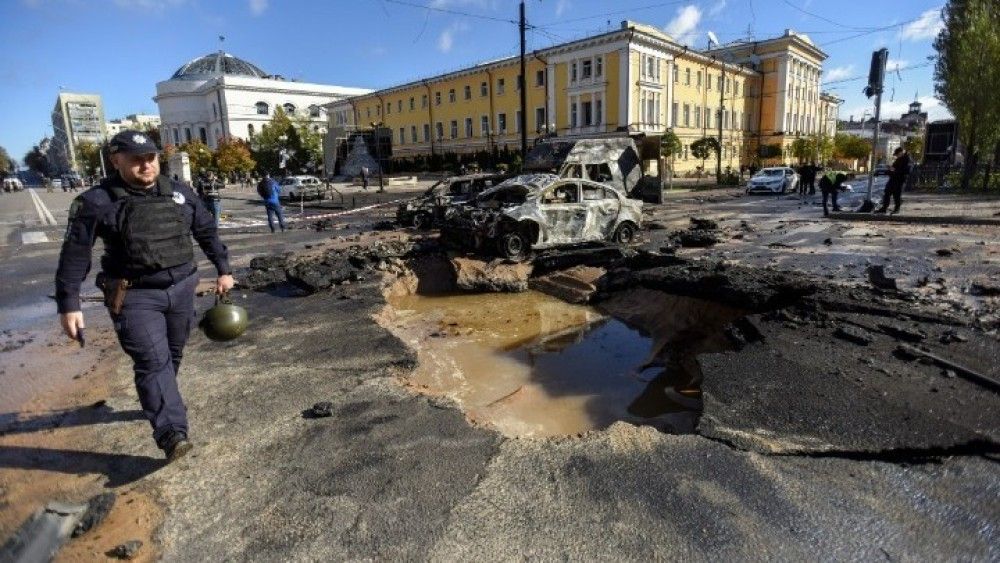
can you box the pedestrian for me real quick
[198,172,223,228]
[55,130,233,462]
[258,172,286,233]
[818,171,846,217]
[360,166,369,191]
[876,147,912,214]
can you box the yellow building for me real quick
[325,21,837,174]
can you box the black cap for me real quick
[108,129,159,155]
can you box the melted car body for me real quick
[441,174,643,260]
[396,172,510,229]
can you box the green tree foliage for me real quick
[251,107,324,174]
[177,140,214,175]
[790,137,815,163]
[903,136,924,159]
[933,0,1000,188]
[0,146,11,177]
[813,134,834,163]
[214,138,256,176]
[659,130,682,160]
[833,133,871,162]
[690,137,720,161]
[75,141,104,175]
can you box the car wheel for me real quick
[412,212,433,230]
[612,222,636,245]
[497,231,529,261]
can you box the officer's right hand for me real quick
[60,312,85,340]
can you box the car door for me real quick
[536,180,585,245]
[580,181,620,240]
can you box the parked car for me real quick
[278,175,326,201]
[3,177,24,192]
[50,178,63,190]
[61,173,83,190]
[525,136,646,199]
[872,164,891,176]
[746,167,798,194]
[396,172,511,229]
[441,173,643,261]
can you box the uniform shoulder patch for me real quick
[172,191,185,204]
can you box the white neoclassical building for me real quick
[154,51,370,149]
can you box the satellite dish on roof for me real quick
[707,31,720,48]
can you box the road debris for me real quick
[107,540,143,560]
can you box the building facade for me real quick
[326,21,839,174]
[154,51,370,150]
[51,92,106,174]
[106,113,161,137]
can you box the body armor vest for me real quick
[109,176,194,272]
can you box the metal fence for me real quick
[910,163,1000,191]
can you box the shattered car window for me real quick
[582,185,604,201]
[586,163,613,182]
[478,184,530,207]
[540,183,579,204]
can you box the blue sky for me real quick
[0,0,948,163]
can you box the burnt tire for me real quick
[612,222,637,245]
[412,212,433,230]
[497,231,529,261]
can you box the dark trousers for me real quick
[265,203,286,232]
[880,178,904,212]
[822,188,840,216]
[205,198,221,228]
[110,273,198,449]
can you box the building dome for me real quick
[171,51,268,80]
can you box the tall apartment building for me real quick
[51,92,106,174]
[327,21,841,173]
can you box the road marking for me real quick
[21,231,49,244]
[27,189,58,226]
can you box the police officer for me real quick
[818,170,846,217]
[55,130,234,462]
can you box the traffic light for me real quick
[864,48,888,98]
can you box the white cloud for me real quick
[886,59,909,72]
[708,0,726,17]
[249,0,267,16]
[825,65,854,81]
[437,21,469,53]
[900,8,944,41]
[555,0,571,17]
[843,95,949,123]
[665,5,702,46]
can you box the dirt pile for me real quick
[451,257,532,293]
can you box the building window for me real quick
[465,117,473,137]
[582,59,592,79]
[199,127,207,143]
[498,112,507,134]
[411,125,417,143]
[535,107,546,132]
[255,102,269,115]
[535,69,545,87]
[366,107,371,118]
[596,56,603,77]
[480,81,488,96]
[212,103,218,119]
[423,123,430,142]
[173,129,179,144]
[595,97,602,125]
[734,81,740,96]
[450,120,458,139]
[435,122,444,140]
[497,78,505,95]
[435,92,441,106]
[481,115,489,136]
[310,105,321,118]
[449,89,456,103]
[396,100,402,113]
[515,110,522,133]
[694,106,701,128]
[464,85,471,100]
[410,97,415,110]
[717,75,723,91]
[670,101,677,127]
[516,74,522,91]
[685,68,691,85]
[706,108,712,128]
[571,62,577,82]
[386,102,391,114]
[683,104,690,127]
[399,128,405,145]
[422,94,428,108]
[582,101,593,126]
[570,100,577,128]
[283,103,296,115]
[184,128,191,142]
[697,71,702,88]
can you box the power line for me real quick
[779,0,882,31]
[533,0,687,27]
[379,0,518,24]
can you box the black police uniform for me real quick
[55,168,230,451]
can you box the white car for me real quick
[278,175,326,201]
[747,167,798,194]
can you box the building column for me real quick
[546,62,556,135]
[665,57,674,129]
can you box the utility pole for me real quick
[519,1,528,160]
[717,60,725,183]
[863,48,888,210]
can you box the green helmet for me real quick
[201,293,248,342]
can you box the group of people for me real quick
[792,147,913,217]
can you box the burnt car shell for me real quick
[441,173,642,260]
[396,172,510,229]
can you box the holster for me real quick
[100,278,131,315]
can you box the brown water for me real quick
[386,289,743,437]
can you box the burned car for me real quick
[441,174,642,260]
[396,172,510,229]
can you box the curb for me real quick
[826,213,1000,226]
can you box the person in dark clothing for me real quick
[818,171,846,217]
[55,130,234,462]
[258,173,286,233]
[876,147,912,214]
[196,172,223,227]
[360,166,369,191]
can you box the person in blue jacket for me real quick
[259,172,286,233]
[55,130,235,462]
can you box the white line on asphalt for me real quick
[27,189,58,226]
[21,231,49,244]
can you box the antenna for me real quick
[707,31,719,49]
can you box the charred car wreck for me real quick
[396,173,510,229]
[441,174,643,260]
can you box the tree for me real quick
[177,140,214,175]
[0,146,11,178]
[903,136,924,160]
[790,137,816,163]
[75,141,103,176]
[933,0,1000,188]
[214,138,256,177]
[813,133,835,164]
[690,136,720,161]
[659,129,681,185]
[833,133,871,164]
[250,107,324,174]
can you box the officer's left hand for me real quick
[216,274,235,295]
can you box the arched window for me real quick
[283,103,296,115]
[247,124,255,136]
[309,105,321,118]
[255,102,269,115]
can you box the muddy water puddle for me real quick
[387,289,744,437]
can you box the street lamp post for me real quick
[369,122,385,193]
